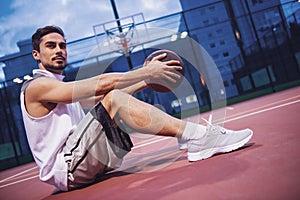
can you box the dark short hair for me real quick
[32,25,65,51]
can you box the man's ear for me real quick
[32,50,40,61]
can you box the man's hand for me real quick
[144,53,183,86]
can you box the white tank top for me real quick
[20,69,85,191]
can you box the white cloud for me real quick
[0,0,181,57]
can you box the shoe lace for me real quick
[201,114,228,134]
[201,114,212,125]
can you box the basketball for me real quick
[145,49,184,92]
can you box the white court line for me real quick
[224,99,300,123]
[0,166,38,183]
[0,175,39,189]
[132,137,170,149]
[0,98,299,189]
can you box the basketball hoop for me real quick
[93,13,148,58]
[104,23,135,57]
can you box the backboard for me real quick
[93,13,148,56]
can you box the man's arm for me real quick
[25,70,150,108]
[120,80,148,95]
[79,80,147,109]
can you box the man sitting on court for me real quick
[20,25,253,191]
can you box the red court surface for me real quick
[1,86,300,200]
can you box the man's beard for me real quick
[43,63,66,72]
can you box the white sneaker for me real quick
[177,137,188,150]
[187,116,253,162]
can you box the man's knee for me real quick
[101,89,127,116]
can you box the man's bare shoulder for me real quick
[23,77,62,117]
[26,77,61,92]
[25,76,66,101]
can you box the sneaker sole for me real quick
[188,131,253,162]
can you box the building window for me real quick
[252,0,263,5]
[223,80,229,87]
[223,52,229,57]
[208,6,215,12]
[216,28,223,34]
[210,43,216,48]
[203,19,209,26]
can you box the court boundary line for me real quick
[132,137,168,149]
[224,99,300,123]
[224,94,300,120]
[0,166,38,183]
[0,175,39,189]
[0,98,299,189]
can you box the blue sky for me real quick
[0,0,182,57]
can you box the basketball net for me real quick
[107,24,135,57]
[119,35,130,57]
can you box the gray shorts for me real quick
[63,101,133,190]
